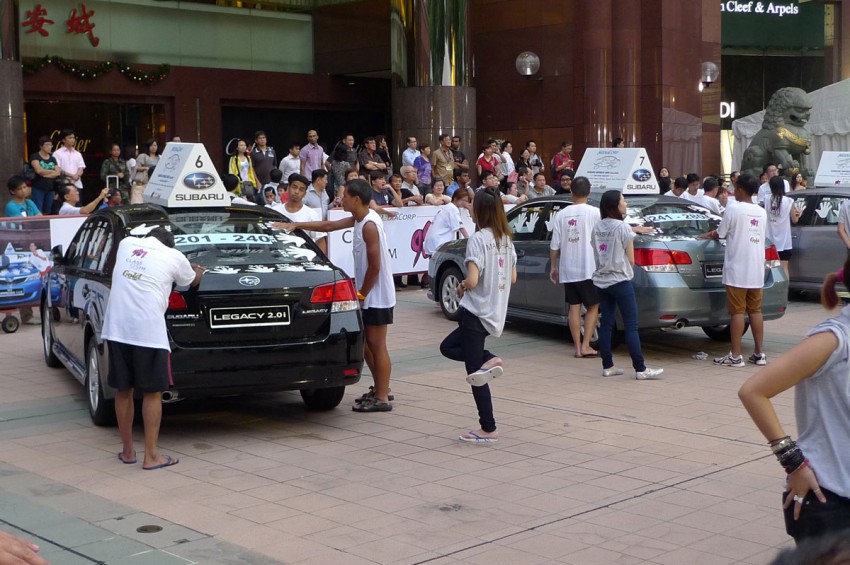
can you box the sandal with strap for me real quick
[354,386,394,403]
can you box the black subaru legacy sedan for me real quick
[41,204,364,425]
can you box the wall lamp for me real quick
[515,52,543,81]
[699,61,720,91]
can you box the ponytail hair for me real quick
[821,253,850,310]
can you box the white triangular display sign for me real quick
[813,151,850,188]
[575,148,660,195]
[143,143,228,208]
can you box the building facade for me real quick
[2,0,848,206]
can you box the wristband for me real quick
[357,291,367,301]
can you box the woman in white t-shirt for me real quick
[592,190,663,381]
[739,259,850,544]
[439,188,517,444]
[762,176,801,278]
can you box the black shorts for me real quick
[362,307,394,326]
[564,279,600,307]
[107,341,172,393]
[778,249,792,260]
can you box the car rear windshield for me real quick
[127,212,324,267]
[626,200,721,238]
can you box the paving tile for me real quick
[0,292,827,564]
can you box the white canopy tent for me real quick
[731,78,850,176]
[662,107,702,176]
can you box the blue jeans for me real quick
[440,308,497,432]
[30,186,54,215]
[597,280,646,372]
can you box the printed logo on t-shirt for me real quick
[749,218,762,244]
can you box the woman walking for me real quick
[762,175,801,278]
[439,187,517,443]
[739,258,850,543]
[592,190,663,380]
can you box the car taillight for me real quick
[634,248,693,272]
[311,279,358,312]
[765,244,781,268]
[168,291,188,310]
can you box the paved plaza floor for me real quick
[0,289,828,564]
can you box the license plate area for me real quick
[703,263,723,278]
[209,304,291,329]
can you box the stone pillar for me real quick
[391,0,475,178]
[1,0,25,209]
[575,0,613,150]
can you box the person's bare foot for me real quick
[481,357,502,370]
[142,453,179,470]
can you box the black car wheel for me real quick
[2,316,19,334]
[86,340,116,426]
[702,322,749,342]
[42,306,62,368]
[438,266,463,321]
[300,386,345,410]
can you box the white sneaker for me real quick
[748,353,767,366]
[636,367,663,380]
[713,352,744,367]
[602,367,624,377]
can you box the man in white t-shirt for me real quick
[58,185,109,215]
[549,176,601,358]
[756,163,790,202]
[102,228,204,470]
[281,174,327,253]
[276,179,396,413]
[702,173,768,368]
[424,189,470,257]
[278,142,301,181]
[681,177,721,215]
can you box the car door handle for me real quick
[516,249,526,258]
[791,235,798,239]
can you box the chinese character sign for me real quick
[20,3,100,46]
[21,4,54,37]
[66,4,99,47]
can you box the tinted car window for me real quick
[541,202,571,242]
[808,195,848,226]
[507,202,548,241]
[127,213,323,269]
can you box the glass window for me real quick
[507,203,548,241]
[127,212,324,270]
[809,196,848,226]
[540,202,571,242]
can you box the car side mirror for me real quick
[51,245,64,264]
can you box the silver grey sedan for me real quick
[786,187,850,292]
[428,195,788,342]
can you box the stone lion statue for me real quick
[741,87,814,179]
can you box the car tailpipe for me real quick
[673,319,688,330]
[161,390,182,403]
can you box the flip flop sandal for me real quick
[118,452,137,464]
[459,432,498,443]
[466,366,503,387]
